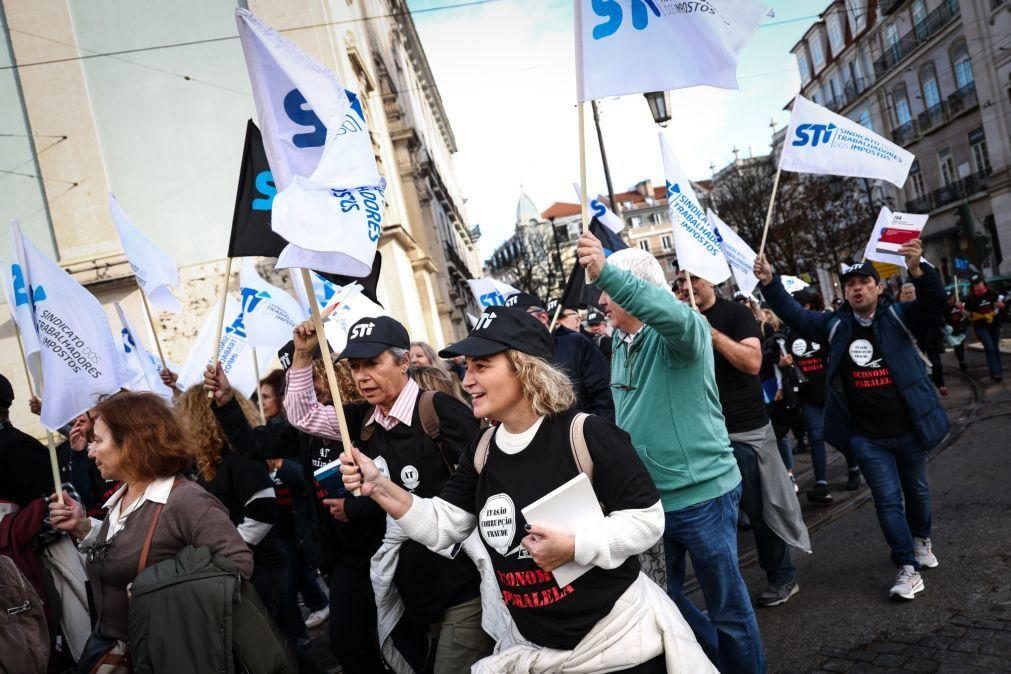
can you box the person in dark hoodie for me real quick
[502,292,614,421]
[755,241,949,601]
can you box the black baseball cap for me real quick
[502,292,545,311]
[840,261,880,283]
[0,374,13,409]
[792,288,815,305]
[586,307,606,325]
[337,316,410,360]
[969,273,983,285]
[439,306,554,360]
[732,291,749,302]
[277,338,337,372]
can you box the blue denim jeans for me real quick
[802,402,857,484]
[663,484,766,674]
[976,322,1004,377]
[850,433,932,567]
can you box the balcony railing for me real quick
[947,81,978,116]
[917,101,947,134]
[825,95,848,113]
[889,82,978,147]
[873,0,960,77]
[843,77,868,100]
[906,169,992,212]
[891,120,918,145]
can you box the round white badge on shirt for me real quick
[400,465,420,491]
[374,456,391,479]
[791,339,808,356]
[479,493,516,556]
[849,339,874,367]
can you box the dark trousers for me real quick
[299,562,328,613]
[276,536,309,641]
[328,561,387,673]
[976,322,1004,376]
[730,440,796,587]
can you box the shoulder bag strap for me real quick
[568,413,593,482]
[418,391,454,474]
[359,407,377,444]
[136,476,183,575]
[473,427,496,474]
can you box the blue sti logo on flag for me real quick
[792,122,837,148]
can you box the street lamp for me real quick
[644,91,671,126]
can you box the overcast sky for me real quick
[406,0,821,258]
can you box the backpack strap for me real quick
[136,476,183,575]
[473,427,496,474]
[568,413,593,482]
[419,391,454,475]
[360,407,377,444]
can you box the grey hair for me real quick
[387,347,410,365]
[606,248,669,290]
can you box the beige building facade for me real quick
[0,0,479,437]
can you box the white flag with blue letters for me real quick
[659,133,730,285]
[235,8,385,277]
[15,226,132,430]
[575,0,769,101]
[239,258,306,351]
[779,95,914,188]
[572,183,624,232]
[467,278,520,310]
[114,302,173,400]
[707,209,758,295]
[4,222,43,389]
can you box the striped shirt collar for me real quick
[367,377,420,431]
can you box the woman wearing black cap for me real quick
[284,315,489,674]
[340,307,714,673]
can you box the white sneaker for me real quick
[889,565,924,600]
[304,606,330,629]
[913,537,939,569]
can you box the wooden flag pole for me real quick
[757,164,783,260]
[251,346,266,426]
[547,304,563,332]
[953,275,960,304]
[685,270,699,311]
[209,257,235,398]
[299,268,360,496]
[10,323,60,503]
[13,328,35,398]
[578,102,590,233]
[138,290,168,371]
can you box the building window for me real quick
[970,130,991,174]
[847,0,866,33]
[828,16,844,52]
[938,148,956,187]
[812,89,823,105]
[885,24,899,49]
[630,215,642,228]
[893,87,912,126]
[920,64,941,109]
[638,239,650,252]
[912,0,927,28]
[951,43,973,89]
[796,51,810,82]
[810,34,825,70]
[858,108,873,131]
[910,161,926,199]
[661,235,672,250]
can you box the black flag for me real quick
[317,252,384,307]
[227,120,288,258]
[560,218,628,309]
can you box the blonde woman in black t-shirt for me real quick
[340,306,715,673]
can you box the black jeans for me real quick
[730,440,796,586]
[328,561,387,673]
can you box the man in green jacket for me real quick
[577,231,765,674]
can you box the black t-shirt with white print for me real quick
[788,333,828,407]
[437,409,660,650]
[840,322,913,438]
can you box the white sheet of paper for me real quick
[521,473,604,588]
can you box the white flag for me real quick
[16,227,132,430]
[236,8,385,277]
[322,289,387,357]
[708,209,758,295]
[659,134,730,285]
[3,224,43,389]
[780,276,810,294]
[177,295,273,398]
[467,278,520,309]
[575,0,769,101]
[291,270,362,318]
[239,259,305,351]
[109,194,182,313]
[780,95,914,188]
[113,303,173,400]
[863,206,928,269]
[572,183,624,233]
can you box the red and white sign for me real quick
[863,207,928,268]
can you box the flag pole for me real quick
[12,327,36,398]
[757,163,783,259]
[547,305,563,332]
[578,102,590,234]
[9,322,59,503]
[685,270,698,310]
[299,268,361,496]
[138,289,168,371]
[251,346,266,425]
[209,257,235,398]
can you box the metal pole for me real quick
[591,100,617,210]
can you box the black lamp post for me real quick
[644,91,671,126]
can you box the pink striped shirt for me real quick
[283,365,420,440]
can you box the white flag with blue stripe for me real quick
[4,223,43,390]
[236,8,385,277]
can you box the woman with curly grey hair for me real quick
[340,306,714,673]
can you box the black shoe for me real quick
[958,361,968,372]
[806,483,833,504]
[757,581,799,607]
[846,470,862,491]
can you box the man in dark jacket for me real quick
[503,293,615,421]
[0,374,54,508]
[585,306,613,361]
[755,240,949,601]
